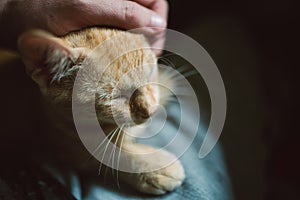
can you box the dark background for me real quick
[168,0,299,199]
[0,0,299,199]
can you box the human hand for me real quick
[1,0,168,55]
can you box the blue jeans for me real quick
[49,102,234,200]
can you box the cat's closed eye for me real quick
[113,89,132,101]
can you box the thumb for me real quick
[85,1,166,31]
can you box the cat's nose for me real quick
[129,90,152,124]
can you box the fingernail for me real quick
[151,14,166,27]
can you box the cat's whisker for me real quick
[87,127,117,162]
[170,66,195,78]
[159,65,192,83]
[183,69,198,77]
[159,53,194,75]
[104,145,114,178]
[174,65,191,74]
[158,57,171,66]
[98,127,119,175]
[159,57,176,69]
[103,127,121,182]
[171,69,198,81]
[160,67,198,85]
[111,125,123,180]
[104,150,112,183]
[116,125,126,189]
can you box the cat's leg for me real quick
[118,139,185,195]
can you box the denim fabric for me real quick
[50,102,233,200]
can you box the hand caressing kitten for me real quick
[18,27,185,195]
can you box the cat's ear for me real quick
[18,30,75,88]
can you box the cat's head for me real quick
[18,29,163,125]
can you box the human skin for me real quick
[0,0,168,55]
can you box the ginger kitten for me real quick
[18,27,185,195]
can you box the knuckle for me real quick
[123,1,139,24]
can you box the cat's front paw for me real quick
[136,160,185,195]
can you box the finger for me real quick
[130,0,168,55]
[152,39,164,56]
[127,1,168,55]
[115,0,167,29]
[148,31,166,56]
[132,0,169,20]
[83,0,166,31]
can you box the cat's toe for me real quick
[139,160,185,195]
[136,180,168,195]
